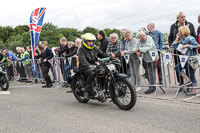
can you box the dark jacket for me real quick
[99,38,109,53]
[16,53,21,58]
[28,51,32,59]
[39,47,54,67]
[78,45,108,72]
[64,46,78,67]
[65,46,77,58]
[197,25,200,43]
[34,49,40,59]
[0,53,3,61]
[121,38,127,50]
[168,20,196,46]
[58,44,68,57]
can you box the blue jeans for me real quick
[174,63,197,86]
[64,65,71,81]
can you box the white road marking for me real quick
[183,94,200,101]
[9,86,36,88]
[0,91,10,94]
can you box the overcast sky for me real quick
[0,0,200,33]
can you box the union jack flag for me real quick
[30,7,46,79]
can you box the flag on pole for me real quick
[164,52,171,64]
[149,50,158,61]
[179,55,188,68]
[30,7,46,77]
[124,54,130,64]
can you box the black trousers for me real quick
[121,57,129,75]
[19,63,27,80]
[157,52,163,82]
[82,70,95,93]
[173,50,184,85]
[41,63,52,85]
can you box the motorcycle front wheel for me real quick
[0,75,9,91]
[112,78,137,110]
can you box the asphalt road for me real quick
[0,83,200,133]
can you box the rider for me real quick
[78,33,109,100]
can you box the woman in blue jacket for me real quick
[173,26,198,96]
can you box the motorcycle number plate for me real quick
[107,64,116,71]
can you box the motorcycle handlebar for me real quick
[99,57,111,62]
[99,57,121,65]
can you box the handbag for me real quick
[187,57,199,69]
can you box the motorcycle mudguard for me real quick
[67,73,79,85]
[114,73,128,80]
[70,74,81,90]
[0,71,6,76]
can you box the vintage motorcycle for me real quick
[0,64,9,91]
[68,57,137,110]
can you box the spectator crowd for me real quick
[0,12,200,96]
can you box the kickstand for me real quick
[66,90,73,93]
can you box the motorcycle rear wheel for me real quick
[72,76,89,103]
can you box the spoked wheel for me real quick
[72,77,89,103]
[0,75,9,91]
[112,78,136,110]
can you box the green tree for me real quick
[0,39,6,49]
[5,34,23,52]
[132,32,138,38]
[58,28,82,42]
[40,22,63,48]
[21,31,31,47]
[0,26,14,43]
[162,33,168,43]
[104,28,120,39]
[82,27,98,35]
[13,25,29,35]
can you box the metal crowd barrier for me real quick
[4,49,200,98]
[117,48,200,98]
[121,50,166,97]
[9,56,77,89]
[165,48,200,98]
[51,56,77,88]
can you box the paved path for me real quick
[0,82,199,133]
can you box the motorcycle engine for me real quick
[96,65,106,77]
[97,90,107,102]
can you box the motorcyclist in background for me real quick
[78,33,109,100]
